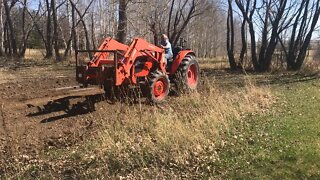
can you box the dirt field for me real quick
[0,64,108,167]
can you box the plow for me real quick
[73,37,200,104]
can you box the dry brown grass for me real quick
[0,69,16,84]
[24,49,68,61]
[198,57,230,70]
[299,59,320,75]
[24,49,46,60]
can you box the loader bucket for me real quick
[75,50,122,87]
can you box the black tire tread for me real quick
[174,55,199,93]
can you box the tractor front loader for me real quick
[76,37,200,103]
[76,38,129,88]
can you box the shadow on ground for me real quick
[27,94,105,123]
[258,73,319,85]
[202,67,319,87]
[26,92,154,123]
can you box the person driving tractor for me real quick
[160,34,173,64]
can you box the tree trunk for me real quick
[257,4,270,71]
[91,13,96,50]
[248,21,259,70]
[239,18,247,67]
[52,0,61,61]
[150,22,159,45]
[0,0,4,56]
[167,0,175,38]
[3,0,17,56]
[226,0,237,70]
[45,0,53,58]
[117,0,127,43]
[72,5,77,55]
[19,0,27,57]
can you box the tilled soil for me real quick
[0,65,115,168]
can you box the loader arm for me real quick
[115,38,166,86]
[88,38,129,67]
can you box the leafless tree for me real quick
[3,0,18,55]
[63,0,93,58]
[167,0,205,46]
[286,0,320,70]
[235,0,288,71]
[51,0,61,61]
[227,0,237,70]
[0,0,4,56]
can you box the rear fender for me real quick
[170,50,196,74]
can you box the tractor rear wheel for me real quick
[174,55,199,93]
[148,70,170,103]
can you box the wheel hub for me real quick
[153,78,167,100]
[187,64,198,88]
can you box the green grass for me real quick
[216,77,320,179]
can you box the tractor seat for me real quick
[173,46,183,60]
[166,57,174,72]
[166,46,182,72]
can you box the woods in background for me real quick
[227,0,320,71]
[0,0,224,59]
[0,0,319,72]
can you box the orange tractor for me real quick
[76,37,199,103]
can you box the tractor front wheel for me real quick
[148,71,170,103]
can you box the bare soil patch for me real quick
[0,65,109,167]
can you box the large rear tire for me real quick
[174,55,200,93]
[148,70,170,103]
